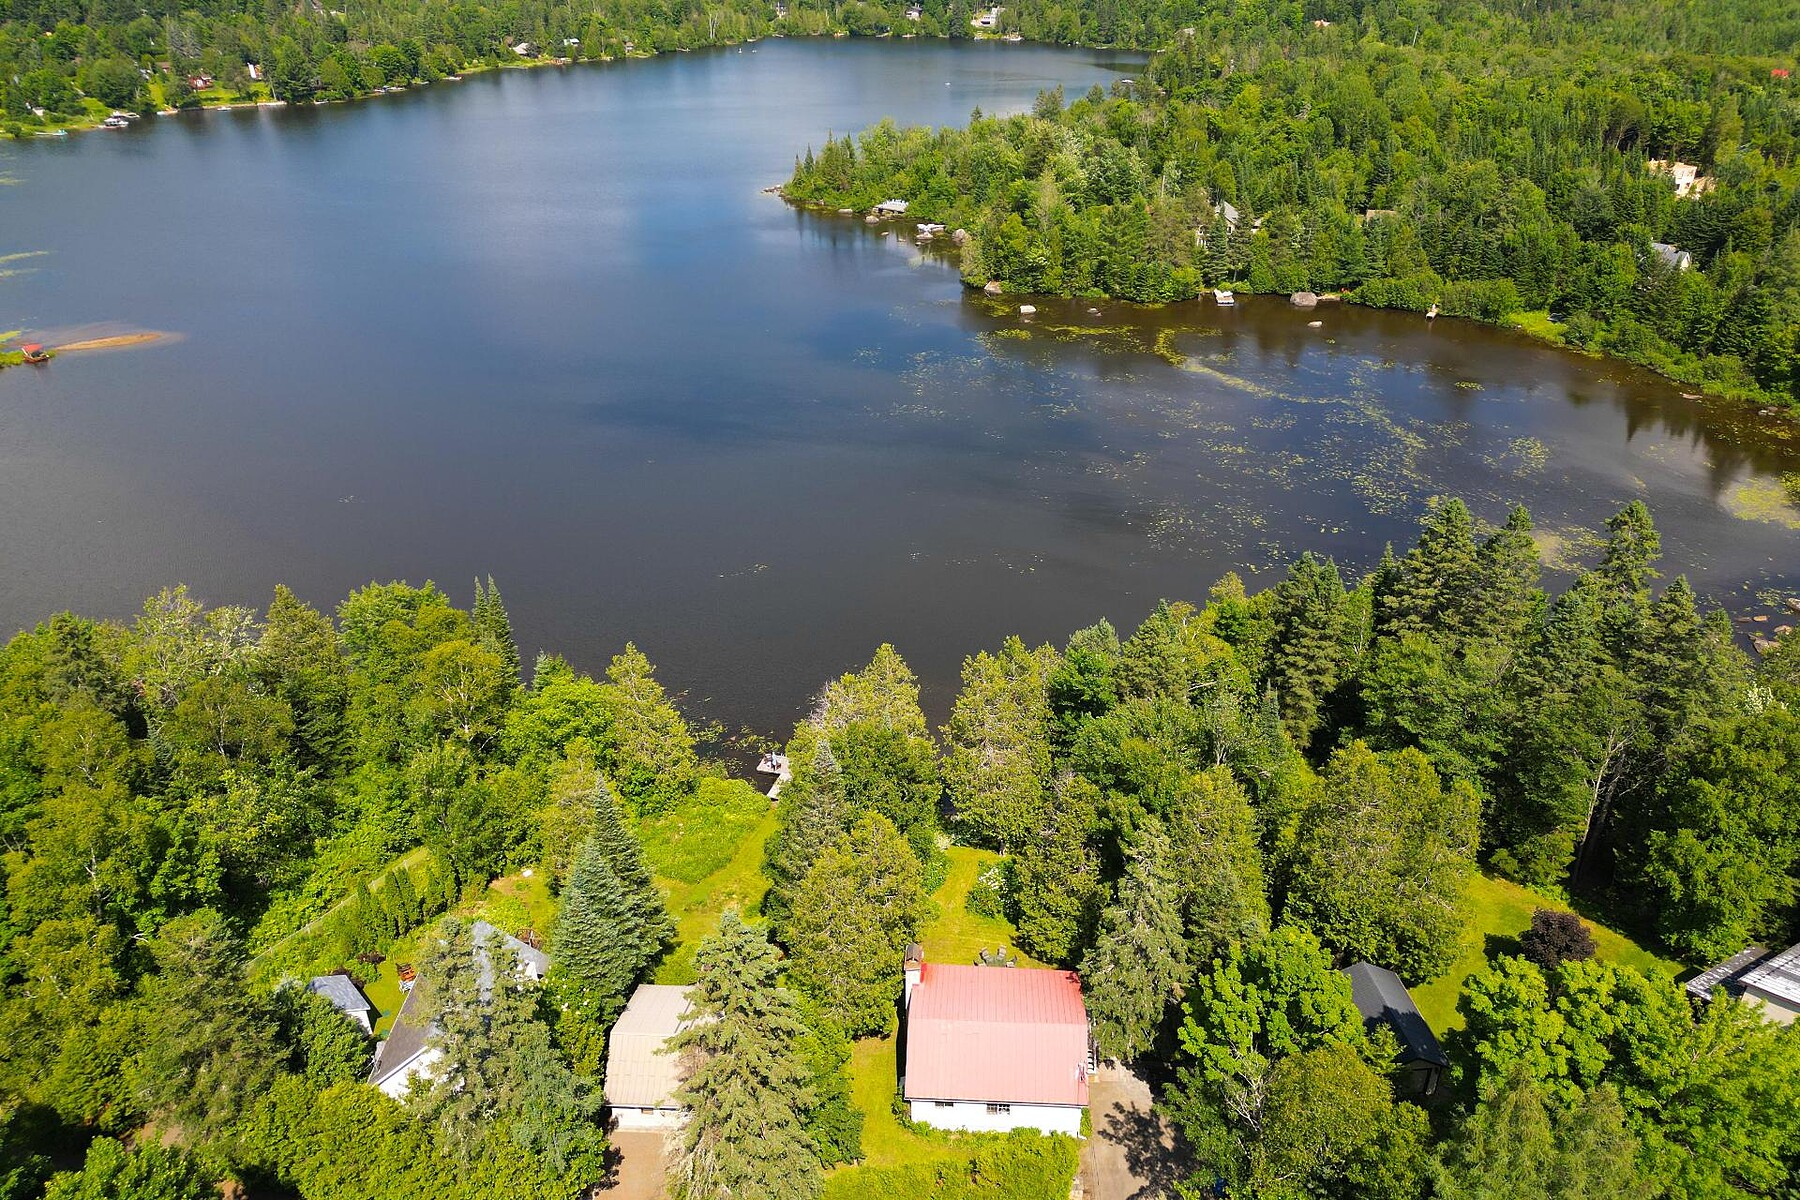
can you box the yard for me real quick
[644,778,779,985]
[1412,873,1683,1035]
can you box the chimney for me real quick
[902,943,924,1008]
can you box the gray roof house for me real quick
[307,973,377,1033]
[368,922,551,1100]
[1650,241,1694,271]
[1688,943,1800,1025]
[1343,961,1450,1095]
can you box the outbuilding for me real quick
[604,984,699,1129]
[1343,961,1450,1095]
[1689,943,1800,1025]
[306,973,377,1033]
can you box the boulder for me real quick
[1786,597,1800,615]
[984,280,1004,296]
[1019,304,1036,315]
[951,228,971,246]
[1290,291,1319,308]
[864,214,880,223]
[1307,320,1323,328]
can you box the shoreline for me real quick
[4,34,1135,140]
[779,194,1798,423]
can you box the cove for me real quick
[1,38,1796,735]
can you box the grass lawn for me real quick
[844,1036,964,1171]
[919,846,1041,968]
[650,786,780,985]
[1413,873,1684,1035]
[639,778,770,884]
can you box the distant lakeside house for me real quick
[603,984,699,1129]
[1342,961,1450,1095]
[1689,942,1800,1025]
[900,945,1092,1136]
[368,921,549,1099]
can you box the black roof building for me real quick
[1342,961,1449,1093]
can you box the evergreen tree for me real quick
[763,732,849,929]
[600,643,698,814]
[942,635,1056,851]
[1382,499,1481,642]
[1167,766,1270,962]
[1012,773,1104,965]
[1081,817,1188,1061]
[672,910,822,1200]
[1266,553,1353,749]
[784,812,928,1038]
[551,779,673,1030]
[472,576,522,692]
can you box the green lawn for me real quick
[650,787,780,986]
[919,846,1040,968]
[639,778,771,884]
[844,1036,964,1170]
[1413,873,1683,1035]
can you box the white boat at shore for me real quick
[1214,288,1236,306]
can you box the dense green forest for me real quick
[786,2,1800,408]
[0,0,1164,134]
[1,497,1797,1199]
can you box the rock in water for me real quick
[1290,291,1319,308]
[951,228,970,246]
[984,280,1003,296]
[1307,320,1322,328]
[1019,304,1036,315]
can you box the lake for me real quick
[3,38,1798,736]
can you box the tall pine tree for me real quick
[1082,817,1189,1061]
[672,910,821,1200]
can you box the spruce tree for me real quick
[672,910,822,1200]
[941,635,1055,852]
[784,812,929,1038]
[1081,818,1189,1061]
[1012,773,1104,965]
[552,779,672,1025]
[1267,553,1352,748]
[763,732,848,929]
[472,575,522,690]
[1168,766,1271,962]
[1383,498,1481,641]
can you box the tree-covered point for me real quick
[785,0,1800,408]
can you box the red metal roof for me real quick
[903,963,1089,1107]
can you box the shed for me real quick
[1343,961,1449,1095]
[307,973,377,1033]
[604,985,698,1129]
[1690,943,1800,1025]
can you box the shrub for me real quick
[1519,908,1596,972]
[966,863,1008,919]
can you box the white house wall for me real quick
[909,1099,1083,1136]
[611,1105,688,1132]
[375,1047,443,1101]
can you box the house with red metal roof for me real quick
[899,945,1092,1135]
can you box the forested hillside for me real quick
[1,498,1796,1199]
[786,2,1800,408]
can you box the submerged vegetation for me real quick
[787,0,1800,409]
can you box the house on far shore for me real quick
[971,6,1002,28]
[1650,241,1694,271]
[604,984,698,1129]
[368,922,551,1099]
[901,945,1092,1136]
[1688,943,1800,1025]
[307,973,377,1033]
[1343,961,1450,1096]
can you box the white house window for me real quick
[986,1103,1011,1115]
[934,1101,954,1109]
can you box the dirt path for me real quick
[601,1130,668,1199]
[1079,1064,1183,1200]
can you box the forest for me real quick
[1,497,1797,1199]
[784,0,1800,409]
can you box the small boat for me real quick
[20,343,51,364]
[1213,288,1236,306]
[102,115,130,129]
